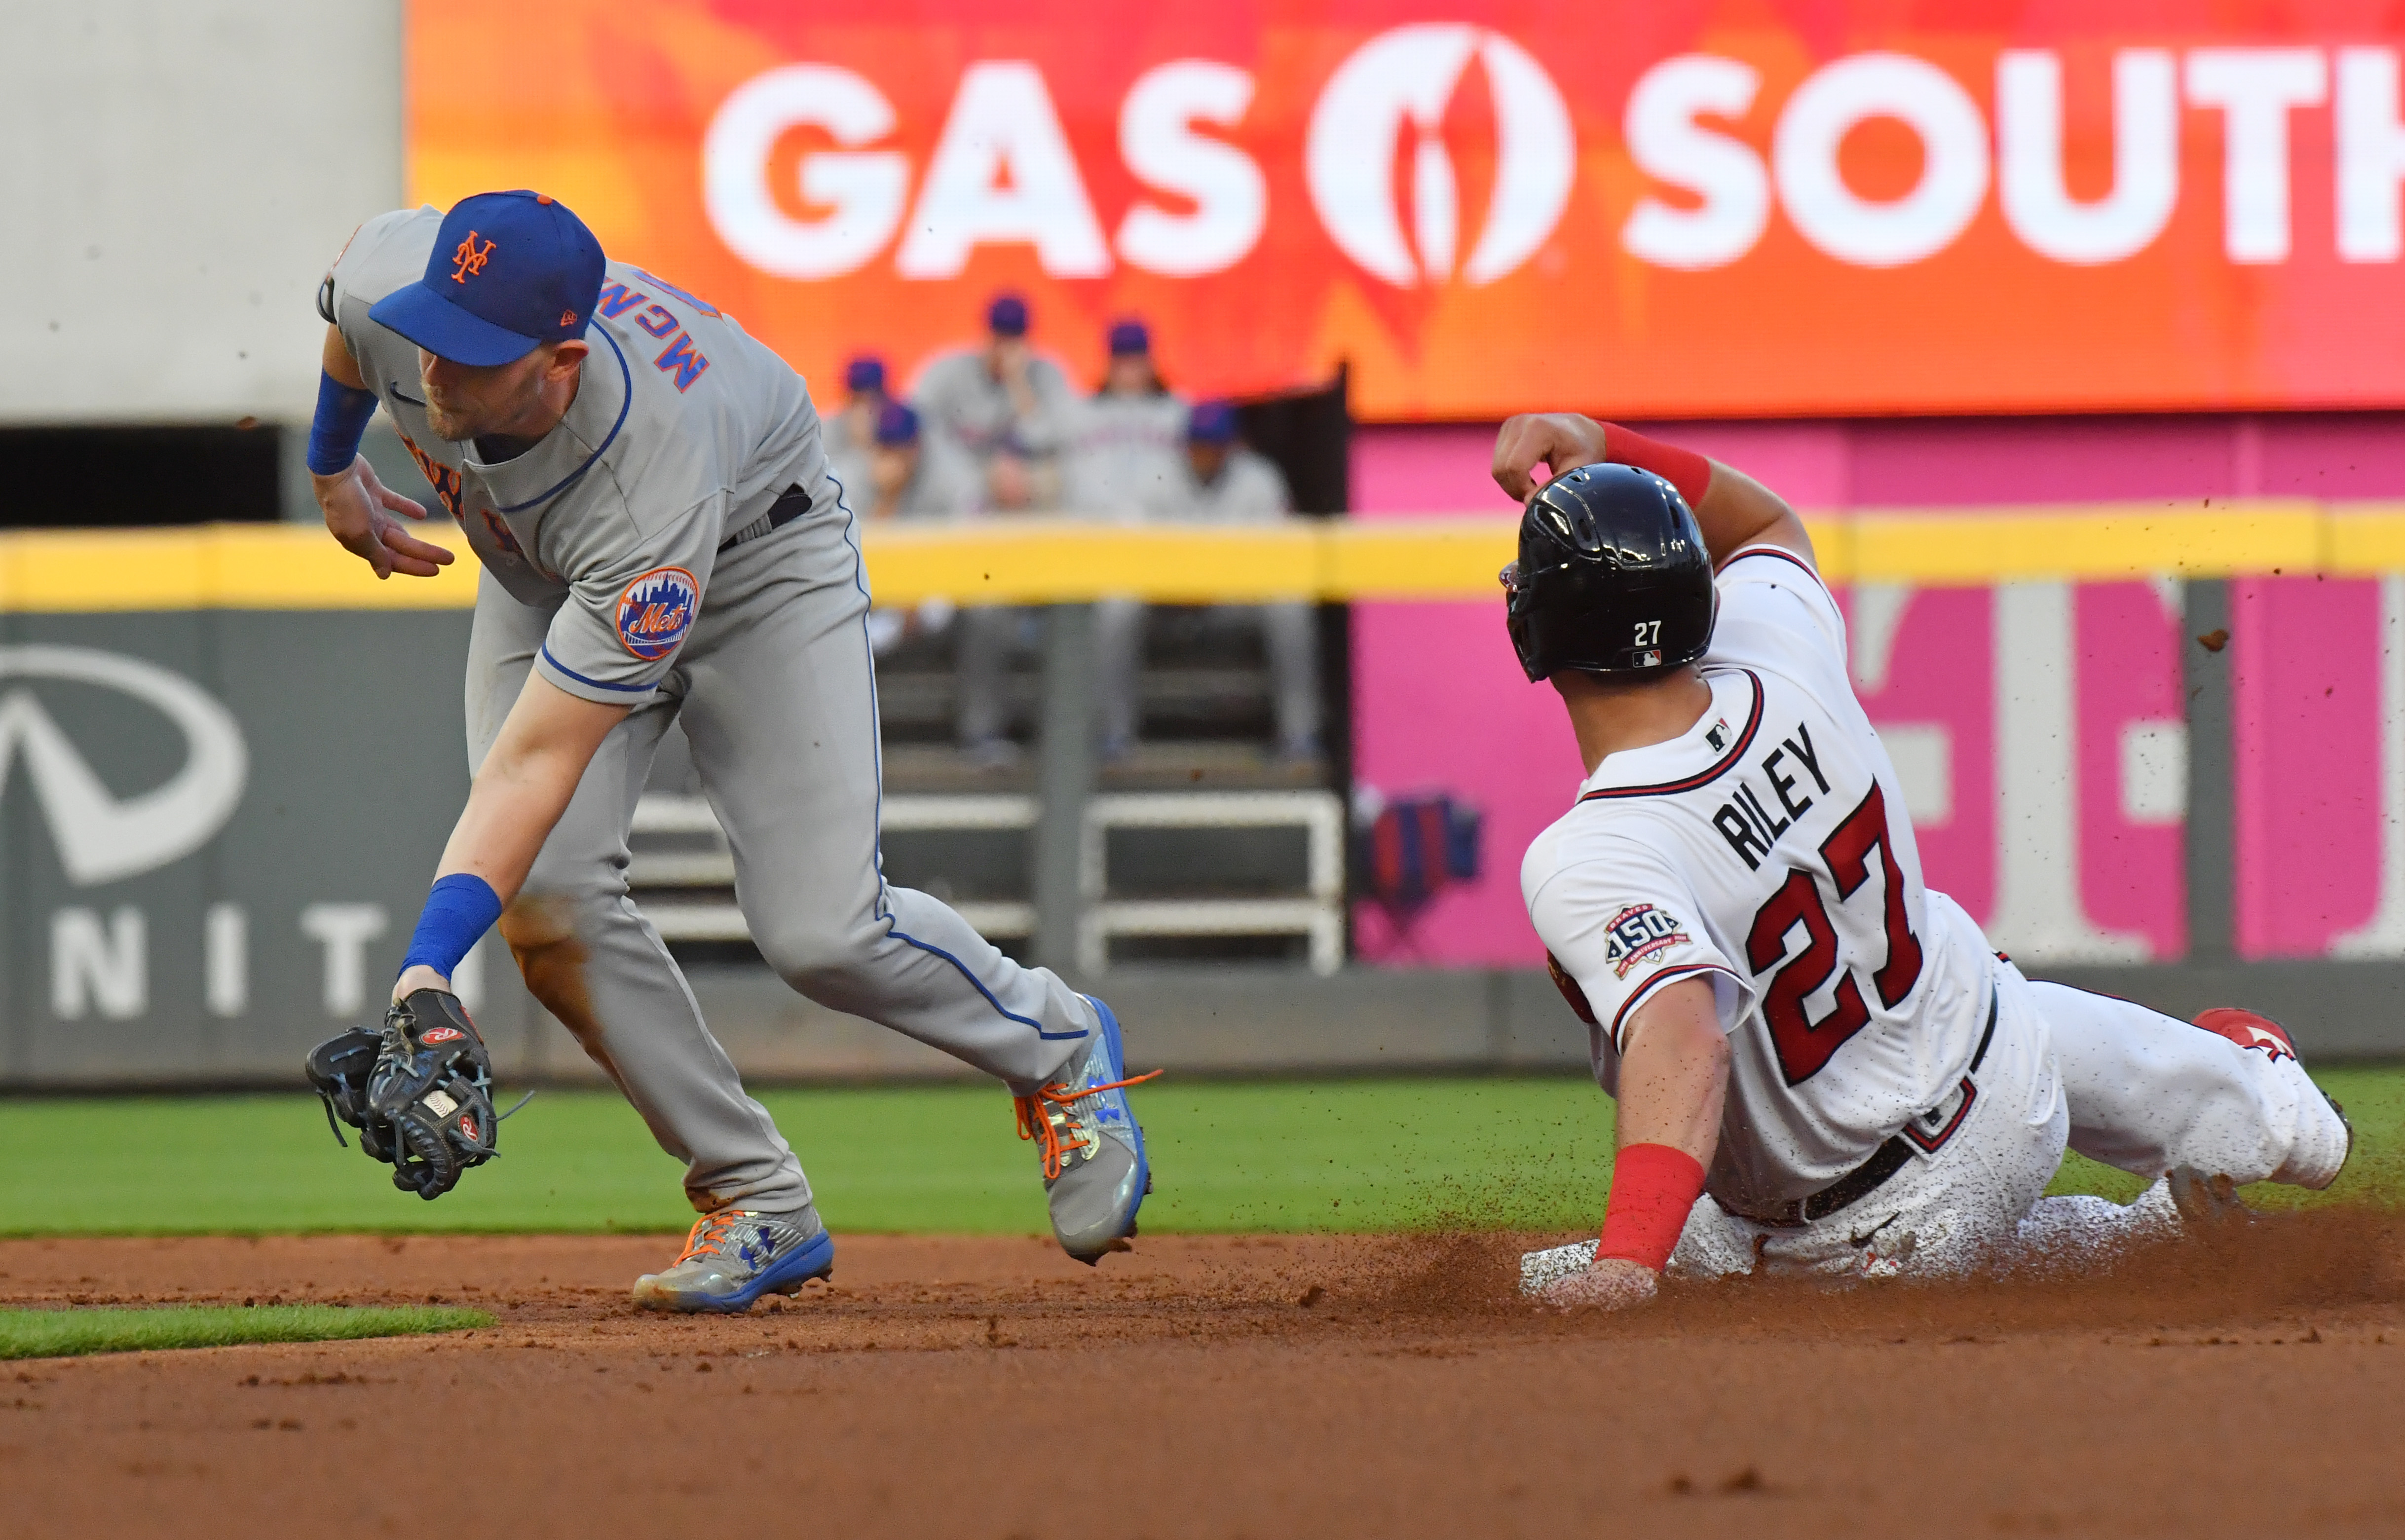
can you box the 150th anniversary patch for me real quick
[616,566,698,660]
[1604,903,1692,979]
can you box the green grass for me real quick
[0,1304,491,1360]
[0,1070,2396,1237]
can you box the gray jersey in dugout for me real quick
[821,406,878,517]
[910,346,1074,482]
[885,453,977,520]
[326,205,837,704]
[1064,391,1188,516]
[1181,447,1292,522]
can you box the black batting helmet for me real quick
[1503,462,1716,682]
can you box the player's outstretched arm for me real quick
[1491,413,1815,572]
[310,325,456,580]
[390,676,630,1001]
[1540,977,1729,1312]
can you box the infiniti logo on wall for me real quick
[1307,25,1575,288]
[0,645,248,885]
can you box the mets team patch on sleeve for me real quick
[616,567,698,660]
[1604,903,1692,978]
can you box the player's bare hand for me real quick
[1536,1257,1660,1313]
[1492,413,1613,503]
[314,454,453,580]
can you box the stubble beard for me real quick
[423,400,479,443]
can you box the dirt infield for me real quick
[5,1220,2403,1538]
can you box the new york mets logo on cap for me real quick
[616,567,698,660]
[451,232,494,284]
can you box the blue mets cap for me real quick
[1187,400,1240,445]
[874,401,921,446]
[987,292,1029,337]
[1107,318,1151,356]
[845,355,887,393]
[369,190,606,368]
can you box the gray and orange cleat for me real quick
[1015,996,1158,1264]
[632,1205,834,1313]
[2193,1007,2354,1186]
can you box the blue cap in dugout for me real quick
[874,401,920,447]
[370,190,606,368]
[987,292,1030,337]
[1107,318,1150,356]
[1187,399,1240,445]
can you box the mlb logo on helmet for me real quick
[616,567,699,660]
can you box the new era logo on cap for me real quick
[370,190,605,367]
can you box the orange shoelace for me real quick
[672,1209,753,1264]
[1015,1071,1163,1179]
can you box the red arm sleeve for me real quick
[1600,423,1714,509]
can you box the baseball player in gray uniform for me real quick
[910,292,1075,506]
[302,189,1153,1311]
[1093,402,1322,762]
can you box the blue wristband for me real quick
[306,370,379,476]
[400,873,504,980]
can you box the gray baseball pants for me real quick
[1093,599,1321,754]
[464,506,1093,1215]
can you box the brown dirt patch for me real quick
[3,1216,2403,1538]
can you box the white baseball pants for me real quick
[1667,953,2351,1281]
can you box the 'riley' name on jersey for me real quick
[1708,721,1833,870]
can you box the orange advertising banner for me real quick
[410,1,2405,421]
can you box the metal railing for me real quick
[628,784,1345,974]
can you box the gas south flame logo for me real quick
[615,567,699,661]
[1304,25,1574,287]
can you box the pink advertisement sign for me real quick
[1350,417,2395,968]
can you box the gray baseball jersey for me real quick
[1064,391,1188,516]
[910,346,1074,486]
[326,206,1099,1218]
[1180,448,1291,522]
[822,404,879,518]
[326,205,837,705]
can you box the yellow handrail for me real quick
[3,502,2400,612]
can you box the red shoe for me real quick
[2194,1008,2354,1185]
[2192,1007,2297,1064]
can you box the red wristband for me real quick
[1596,1142,1707,1273]
[1600,423,1714,509]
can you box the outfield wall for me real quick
[5,508,2405,1089]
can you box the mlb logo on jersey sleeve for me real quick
[616,566,699,660]
[1604,903,1691,979]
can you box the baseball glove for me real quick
[306,988,505,1201]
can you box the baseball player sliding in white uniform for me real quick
[1489,415,2353,1309]
[301,190,1152,1310]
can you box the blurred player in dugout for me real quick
[862,300,1319,767]
[1094,396,1322,767]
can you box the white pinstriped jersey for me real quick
[1520,546,1993,1210]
